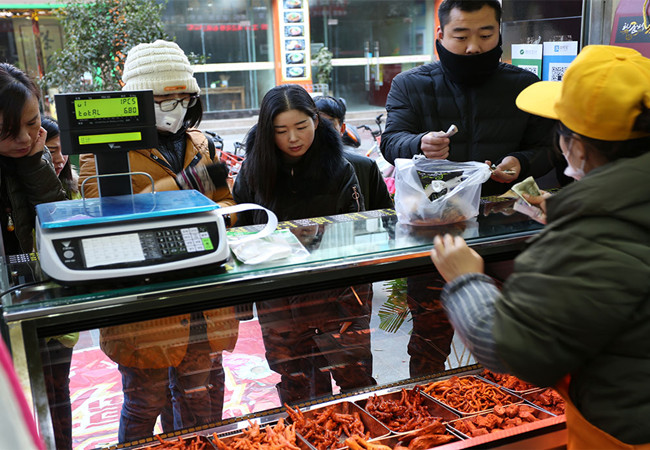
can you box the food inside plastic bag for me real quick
[394,157,491,226]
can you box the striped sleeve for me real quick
[441,273,509,373]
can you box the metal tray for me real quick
[447,403,554,439]
[346,426,462,449]
[356,388,459,433]
[210,420,312,450]
[421,375,520,416]
[521,388,566,416]
[130,434,217,449]
[287,401,391,450]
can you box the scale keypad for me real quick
[56,222,219,270]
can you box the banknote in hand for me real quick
[512,176,541,206]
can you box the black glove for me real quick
[176,162,229,194]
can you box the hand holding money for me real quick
[487,156,520,183]
[511,176,551,224]
[512,176,541,204]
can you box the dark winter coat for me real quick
[0,152,66,254]
[233,122,363,225]
[495,151,650,444]
[380,62,555,196]
[343,149,393,211]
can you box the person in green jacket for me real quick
[430,45,650,449]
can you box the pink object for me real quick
[384,177,395,194]
[0,339,45,449]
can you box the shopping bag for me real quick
[394,156,491,225]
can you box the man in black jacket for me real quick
[380,0,556,378]
[381,0,555,197]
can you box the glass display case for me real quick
[2,199,569,450]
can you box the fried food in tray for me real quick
[356,386,458,433]
[448,403,553,438]
[478,369,538,393]
[522,388,566,416]
[138,434,213,449]
[422,375,519,415]
[285,401,390,450]
[211,418,307,450]
[345,420,458,450]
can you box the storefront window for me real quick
[501,0,584,62]
[161,0,275,113]
[310,0,432,111]
[159,0,432,114]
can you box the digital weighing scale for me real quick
[36,90,276,283]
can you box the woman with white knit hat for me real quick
[78,40,239,444]
[79,39,233,199]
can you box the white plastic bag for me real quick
[394,157,491,225]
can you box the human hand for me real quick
[519,190,552,224]
[28,127,48,157]
[421,131,450,159]
[430,234,484,283]
[486,156,521,183]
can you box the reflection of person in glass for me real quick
[233,85,376,403]
[431,45,650,449]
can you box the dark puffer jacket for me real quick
[233,122,363,225]
[380,62,555,196]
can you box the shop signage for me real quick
[511,44,542,77]
[274,0,312,83]
[610,0,650,57]
[612,16,650,43]
[542,41,578,81]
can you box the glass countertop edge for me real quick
[1,228,541,321]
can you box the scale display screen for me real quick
[74,97,139,120]
[79,132,142,145]
[55,90,157,154]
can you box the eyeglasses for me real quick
[554,122,578,152]
[155,95,199,112]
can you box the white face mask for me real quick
[562,142,586,180]
[154,103,186,134]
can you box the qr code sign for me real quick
[549,63,569,81]
[519,65,539,76]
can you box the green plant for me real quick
[42,0,168,93]
[378,278,411,333]
[313,46,333,86]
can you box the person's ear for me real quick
[570,136,587,161]
[314,114,319,128]
[340,122,346,136]
[436,26,444,40]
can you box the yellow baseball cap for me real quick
[516,45,650,141]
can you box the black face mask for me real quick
[436,39,503,86]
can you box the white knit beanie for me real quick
[122,40,200,95]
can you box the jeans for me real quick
[118,312,226,443]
